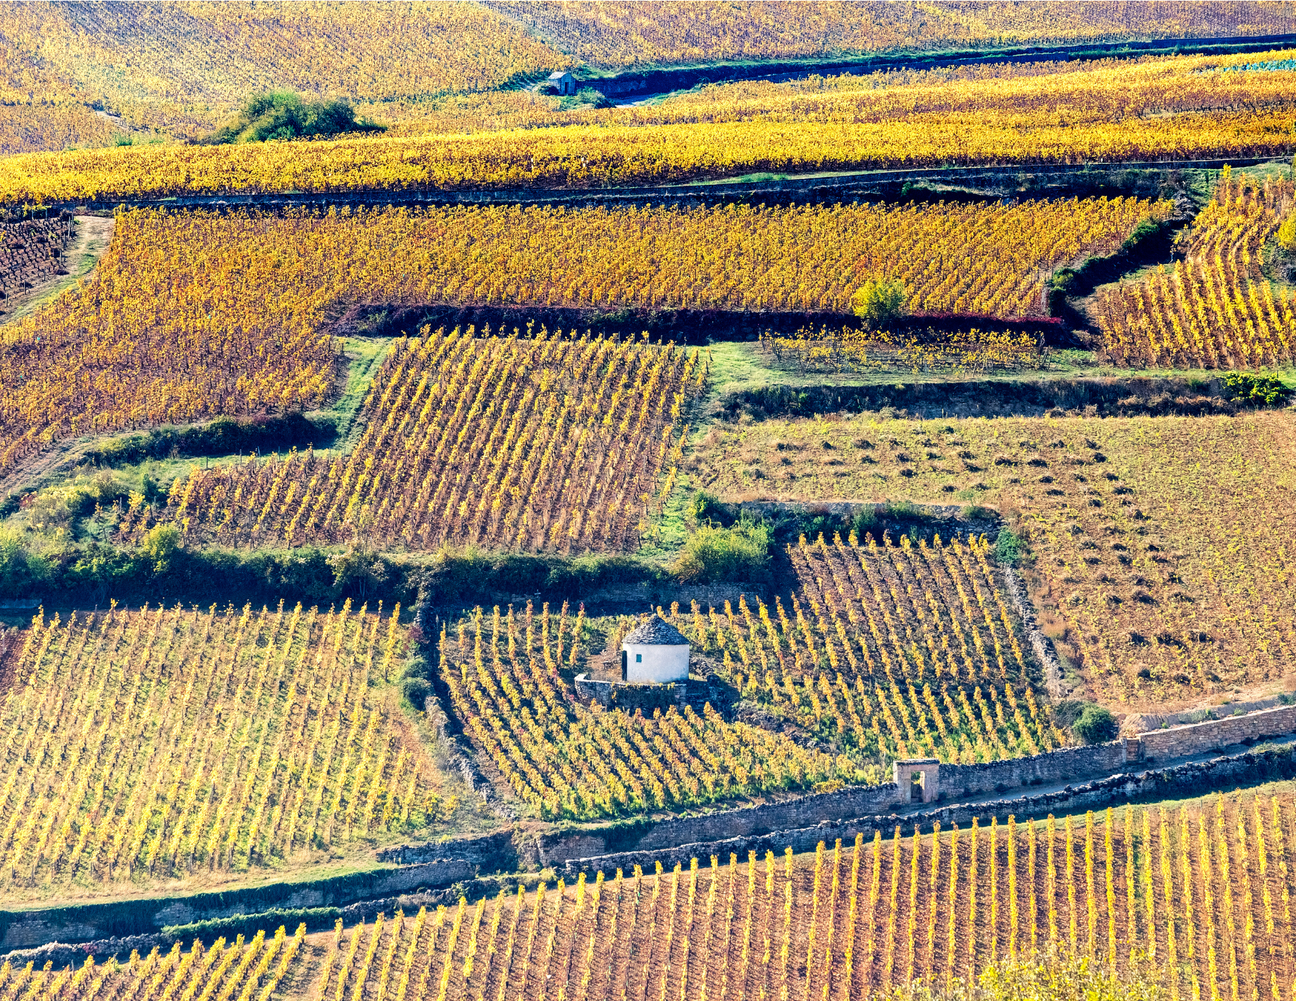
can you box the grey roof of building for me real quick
[623,615,689,646]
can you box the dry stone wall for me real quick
[1137,704,1296,760]
[558,743,1296,879]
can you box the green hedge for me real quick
[162,907,341,941]
[85,413,336,467]
[0,538,677,611]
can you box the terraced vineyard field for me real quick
[0,197,1160,481]
[482,0,1296,70]
[1096,171,1296,369]
[135,328,704,553]
[694,410,1296,707]
[0,602,459,898]
[440,603,873,820]
[312,790,1296,1001]
[660,533,1060,764]
[3,108,1291,203]
[0,213,73,301]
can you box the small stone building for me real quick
[548,70,576,96]
[621,616,690,684]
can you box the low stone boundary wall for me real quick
[937,741,1128,800]
[535,739,1129,865]
[534,781,904,866]
[0,858,476,952]
[375,830,516,868]
[573,674,683,711]
[557,743,1296,878]
[1137,704,1296,760]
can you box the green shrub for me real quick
[851,278,907,329]
[673,521,771,583]
[994,527,1023,566]
[1221,371,1293,407]
[23,471,129,534]
[162,907,340,941]
[400,677,432,707]
[206,91,384,144]
[1072,705,1119,744]
[0,530,50,597]
[1122,216,1166,250]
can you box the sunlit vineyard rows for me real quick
[0,104,119,156]
[482,1,1295,70]
[761,326,1045,375]
[441,603,872,821]
[696,411,1296,707]
[313,790,1296,1001]
[0,602,456,899]
[390,45,1296,137]
[0,2,564,140]
[0,211,339,482]
[1096,171,1296,369]
[1,199,1144,483]
[134,328,703,553]
[660,533,1060,765]
[0,923,308,1001]
[6,105,1294,203]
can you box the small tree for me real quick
[1073,705,1118,744]
[206,91,385,144]
[851,278,907,329]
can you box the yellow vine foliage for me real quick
[0,2,565,138]
[0,199,1151,480]
[2,110,1291,202]
[442,603,870,821]
[0,211,338,480]
[5,924,309,1001]
[315,792,1296,1001]
[699,412,1296,707]
[663,533,1060,766]
[0,602,452,897]
[384,45,1296,136]
[481,1,1296,70]
[134,328,704,554]
[0,105,118,156]
[761,326,1045,374]
[1096,172,1296,369]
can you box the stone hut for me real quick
[621,615,690,684]
[548,70,576,96]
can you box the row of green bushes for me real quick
[162,907,341,941]
[0,533,688,610]
[83,413,336,467]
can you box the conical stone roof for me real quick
[622,615,689,646]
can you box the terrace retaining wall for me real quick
[557,743,1296,878]
[936,740,1129,799]
[534,740,1129,864]
[1137,704,1296,761]
[0,858,477,951]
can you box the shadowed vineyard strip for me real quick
[315,792,1296,1001]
